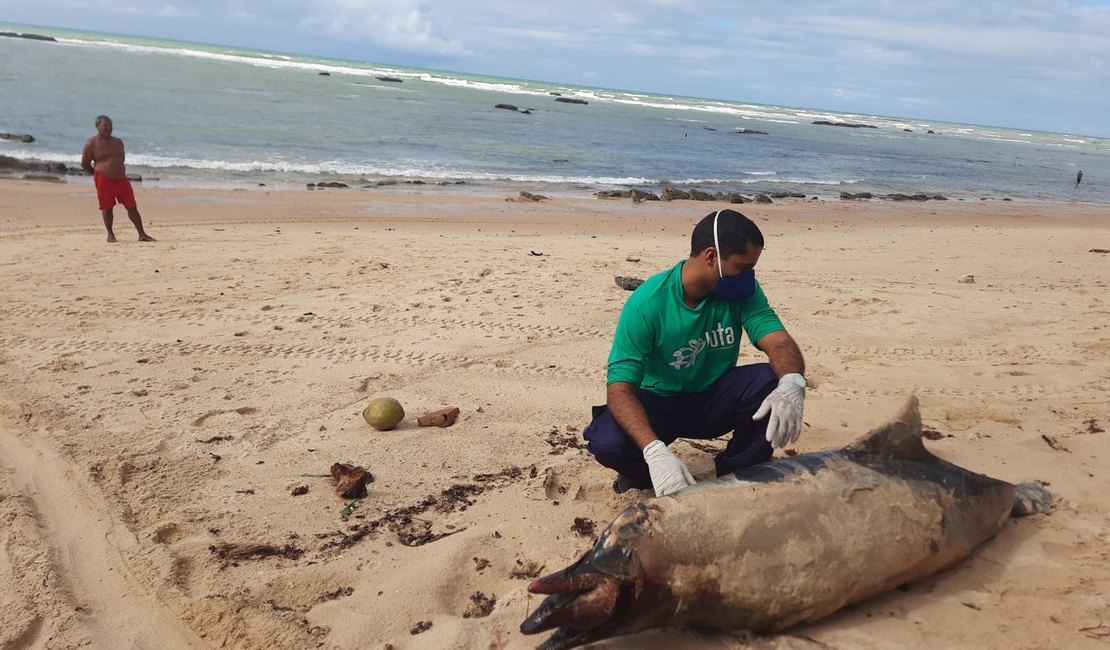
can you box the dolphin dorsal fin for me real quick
[845,395,935,462]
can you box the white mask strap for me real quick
[713,210,724,279]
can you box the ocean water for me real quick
[2,22,1107,202]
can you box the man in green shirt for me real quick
[584,209,807,496]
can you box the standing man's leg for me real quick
[101,207,117,242]
[117,178,154,241]
[125,206,154,241]
[95,173,117,242]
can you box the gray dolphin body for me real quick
[521,396,1050,650]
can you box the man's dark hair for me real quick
[690,209,764,258]
[95,115,111,126]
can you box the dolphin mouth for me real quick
[520,570,625,649]
[523,590,603,647]
[534,625,601,650]
[520,590,581,635]
[526,602,619,650]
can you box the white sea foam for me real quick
[1,150,74,164]
[666,177,852,187]
[90,152,654,186]
[57,37,403,80]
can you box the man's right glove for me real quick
[643,439,696,497]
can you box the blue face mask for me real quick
[711,210,757,303]
[714,268,756,302]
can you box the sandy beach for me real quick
[1,178,1108,650]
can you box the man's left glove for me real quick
[752,373,806,449]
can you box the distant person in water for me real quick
[1076,170,1083,186]
[81,115,154,242]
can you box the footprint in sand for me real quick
[149,523,205,595]
[168,556,195,595]
[138,401,165,421]
[117,460,137,486]
[6,616,44,650]
[151,522,186,545]
[540,467,612,503]
[191,406,258,427]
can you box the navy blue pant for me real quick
[583,363,778,489]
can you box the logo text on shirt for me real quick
[668,324,735,369]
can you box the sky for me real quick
[4,0,1109,136]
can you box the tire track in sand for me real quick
[0,336,605,381]
[0,428,209,650]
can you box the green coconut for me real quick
[362,396,405,431]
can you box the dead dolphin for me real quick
[521,396,1050,649]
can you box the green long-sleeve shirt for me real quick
[606,260,785,396]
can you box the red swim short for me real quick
[94,172,137,211]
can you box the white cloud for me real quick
[156,5,191,19]
[302,0,470,56]
[112,4,150,15]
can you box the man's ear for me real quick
[703,246,720,269]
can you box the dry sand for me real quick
[1,178,1108,650]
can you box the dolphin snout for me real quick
[521,571,621,635]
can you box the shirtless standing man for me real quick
[81,115,154,242]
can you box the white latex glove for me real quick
[753,373,806,449]
[642,439,696,496]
